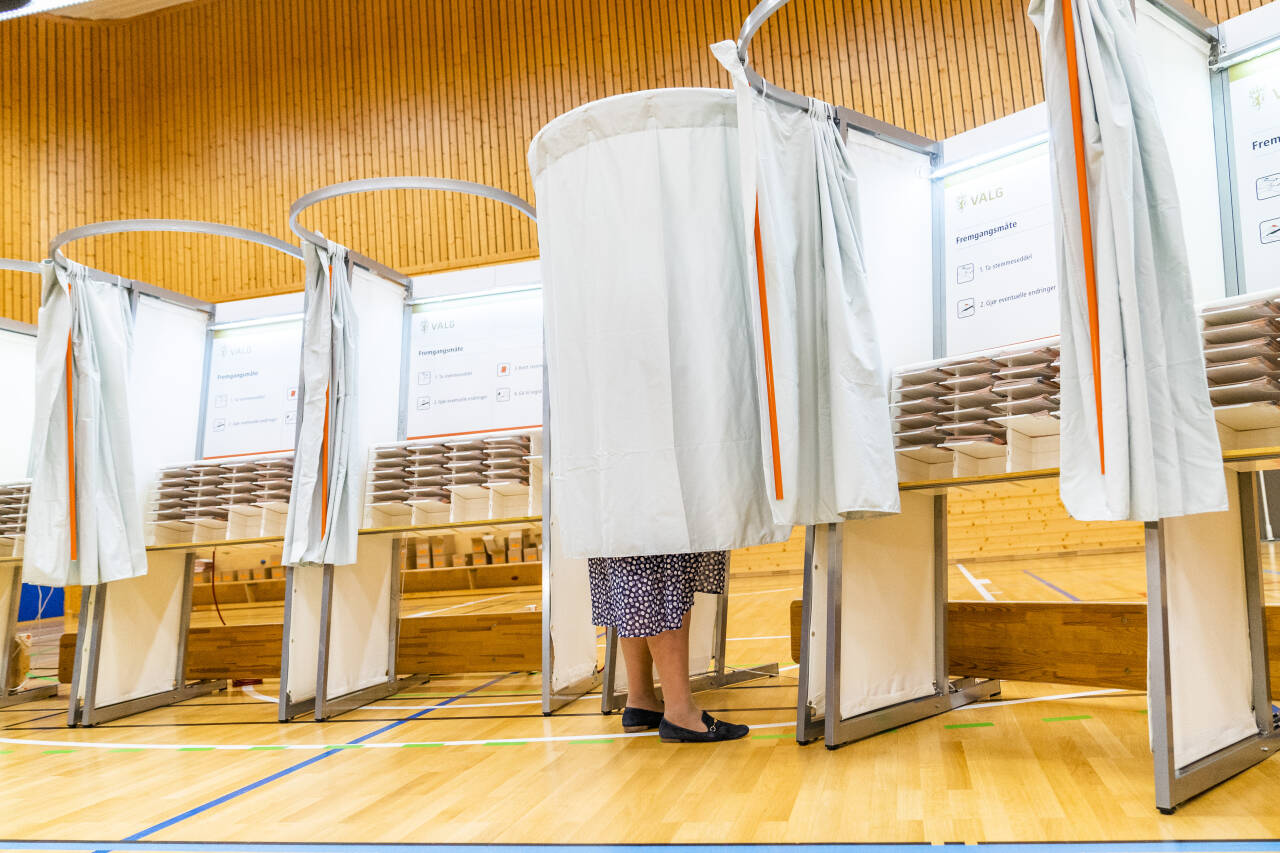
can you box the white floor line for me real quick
[779,663,799,673]
[239,684,540,711]
[242,685,277,704]
[955,687,1128,709]
[408,592,513,618]
[955,562,996,602]
[0,721,796,751]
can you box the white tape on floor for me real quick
[0,721,796,751]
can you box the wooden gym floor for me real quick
[4,551,1280,849]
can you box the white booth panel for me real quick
[1225,46,1280,293]
[410,259,540,301]
[212,292,304,325]
[285,567,324,704]
[848,132,935,369]
[1218,3,1280,57]
[1161,474,1258,767]
[405,289,543,440]
[0,329,35,482]
[93,551,187,706]
[325,537,394,699]
[201,315,304,458]
[351,266,405,485]
[1137,0,1226,304]
[548,517,595,692]
[939,106,1057,357]
[838,491,937,720]
[0,327,36,481]
[129,295,207,516]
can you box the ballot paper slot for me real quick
[363,429,542,528]
[145,452,296,545]
[892,338,1063,479]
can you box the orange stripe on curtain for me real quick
[1060,0,1106,474]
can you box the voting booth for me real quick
[42,220,303,727]
[728,0,1279,813]
[0,259,58,709]
[282,177,543,720]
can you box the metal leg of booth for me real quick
[1145,471,1280,813]
[795,525,823,744]
[0,568,58,709]
[313,548,421,722]
[817,495,1000,750]
[278,565,316,721]
[68,555,223,727]
[599,568,782,715]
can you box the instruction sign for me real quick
[1229,48,1280,291]
[201,318,303,458]
[405,289,543,438]
[943,144,1058,355]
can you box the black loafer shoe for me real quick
[659,711,749,743]
[621,706,664,732]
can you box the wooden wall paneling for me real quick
[1,0,1271,323]
[788,599,1280,697]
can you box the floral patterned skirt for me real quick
[588,551,727,638]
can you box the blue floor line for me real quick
[10,840,1280,852]
[109,673,513,849]
[1022,570,1081,602]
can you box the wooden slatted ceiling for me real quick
[0,0,1270,323]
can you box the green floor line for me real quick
[752,733,790,740]
[945,722,994,729]
[179,747,214,752]
[568,738,615,744]
[401,743,444,748]
[42,749,74,754]
[326,744,363,749]
[249,746,285,751]
[1043,714,1092,722]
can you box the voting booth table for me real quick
[35,220,304,726]
[717,0,1280,813]
[0,258,58,710]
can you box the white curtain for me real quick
[283,241,362,567]
[26,263,147,587]
[529,87,789,558]
[1029,0,1225,521]
[714,42,900,526]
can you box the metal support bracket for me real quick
[67,555,224,727]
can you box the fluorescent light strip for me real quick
[210,313,303,332]
[409,284,540,307]
[930,133,1050,181]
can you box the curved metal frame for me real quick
[734,0,937,155]
[48,219,303,314]
[288,177,537,279]
[0,257,45,276]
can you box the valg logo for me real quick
[957,187,1005,211]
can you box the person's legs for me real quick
[620,635,661,712]
[646,612,705,731]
